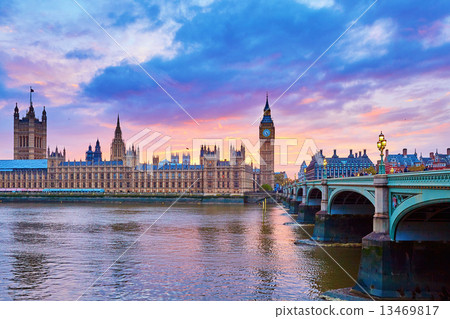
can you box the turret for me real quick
[95,138,101,152]
[48,146,66,167]
[27,104,35,119]
[14,103,19,120]
[42,106,47,122]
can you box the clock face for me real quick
[262,129,271,137]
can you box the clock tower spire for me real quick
[259,93,275,189]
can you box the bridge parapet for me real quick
[387,169,450,188]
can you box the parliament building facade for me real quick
[0,91,277,194]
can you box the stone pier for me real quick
[312,213,373,243]
[296,204,320,224]
[289,200,301,214]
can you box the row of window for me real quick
[0,181,204,190]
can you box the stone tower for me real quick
[259,93,275,188]
[14,87,47,159]
[110,115,126,162]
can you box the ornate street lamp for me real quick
[377,131,387,174]
[323,158,328,179]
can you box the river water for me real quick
[0,203,361,300]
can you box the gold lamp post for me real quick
[377,131,387,174]
[323,158,328,179]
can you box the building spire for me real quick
[264,92,270,111]
[14,102,19,119]
[115,114,122,138]
[30,86,34,107]
[26,86,36,118]
[261,92,272,122]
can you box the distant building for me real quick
[297,161,307,181]
[420,149,450,170]
[377,148,450,173]
[13,88,47,159]
[305,149,374,180]
[384,148,422,173]
[1,90,264,194]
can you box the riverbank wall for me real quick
[0,193,247,204]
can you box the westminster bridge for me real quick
[279,169,450,300]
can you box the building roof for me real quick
[307,150,374,171]
[261,94,273,124]
[0,159,48,171]
[387,154,421,167]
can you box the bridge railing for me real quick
[387,169,450,187]
[286,175,375,188]
[285,169,450,190]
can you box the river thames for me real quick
[0,203,361,300]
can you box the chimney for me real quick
[359,151,362,158]
[385,149,389,158]
[349,149,353,157]
[333,149,337,156]
[447,148,450,156]
[430,152,435,160]
[320,149,323,156]
[403,148,407,156]
[363,149,367,156]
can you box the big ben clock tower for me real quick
[259,93,275,188]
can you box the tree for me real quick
[408,164,425,172]
[260,184,273,192]
[274,172,286,186]
[362,166,376,175]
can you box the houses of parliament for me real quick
[0,89,276,194]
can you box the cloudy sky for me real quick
[0,0,449,177]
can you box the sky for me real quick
[0,0,449,177]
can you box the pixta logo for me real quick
[126,128,172,163]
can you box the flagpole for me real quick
[30,86,32,106]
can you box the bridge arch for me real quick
[391,194,450,241]
[307,187,322,205]
[328,189,375,215]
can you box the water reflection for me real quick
[292,225,362,297]
[9,252,50,300]
[0,203,362,300]
[253,216,278,300]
